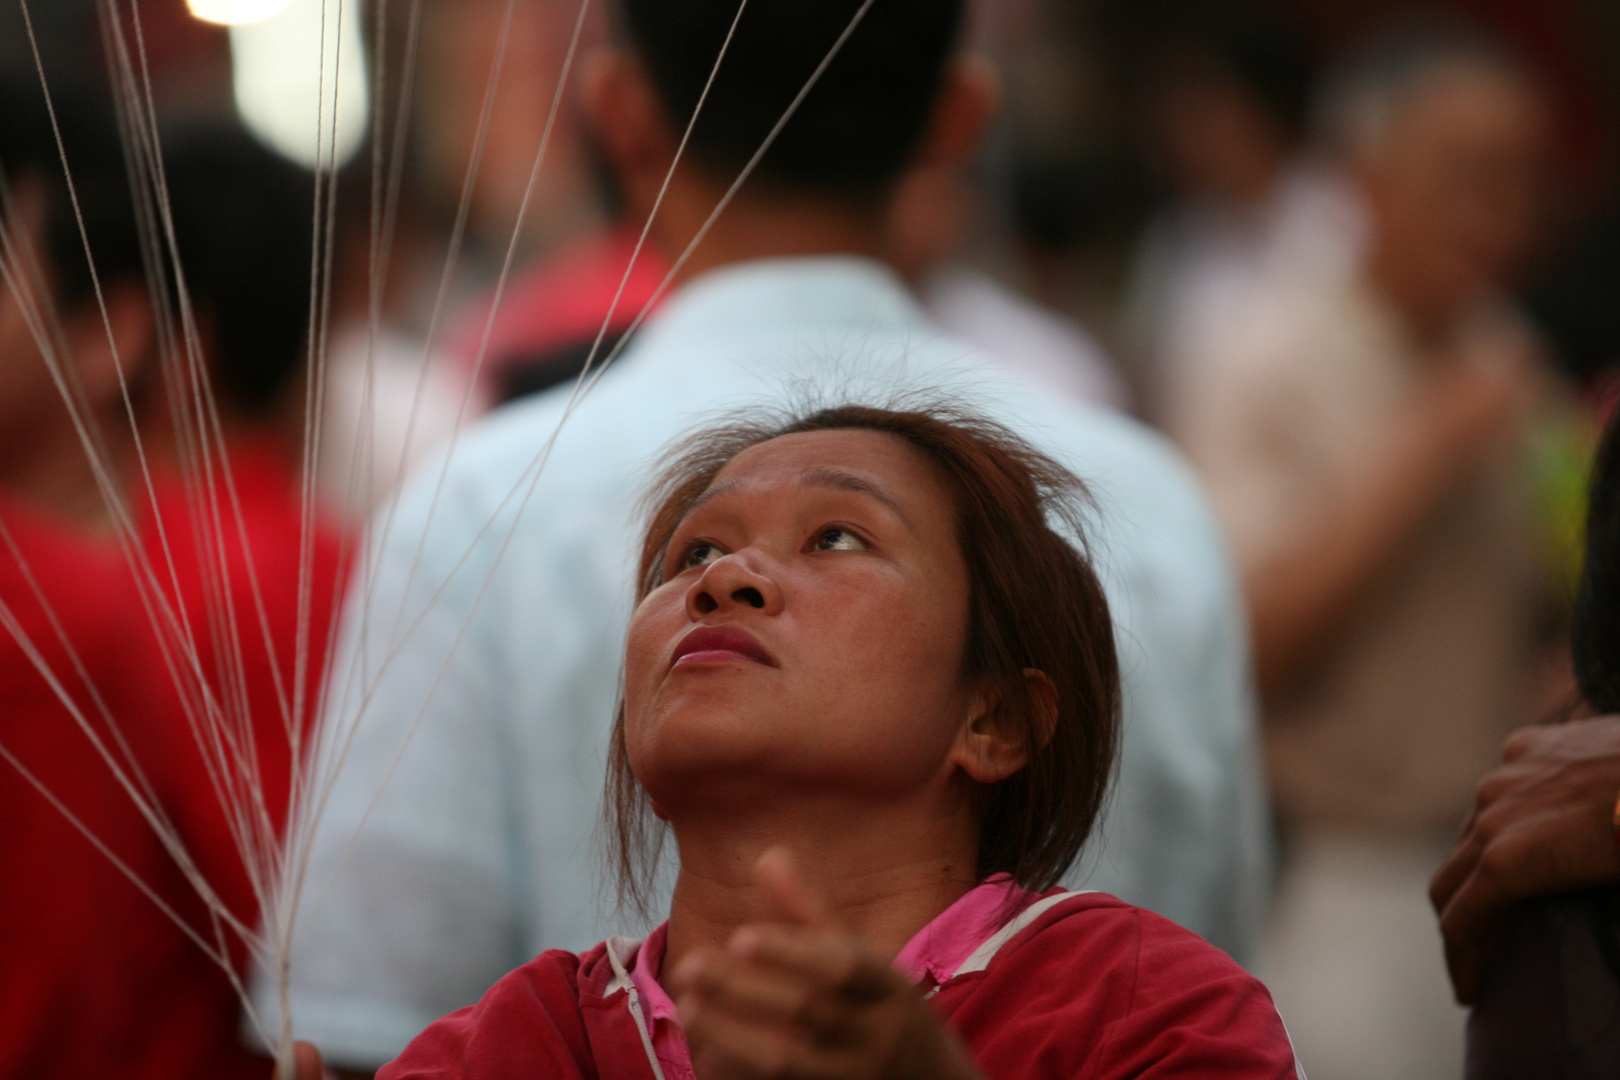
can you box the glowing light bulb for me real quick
[230,0,369,171]
[187,0,297,25]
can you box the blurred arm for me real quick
[1243,357,1526,706]
[1430,716,1620,1003]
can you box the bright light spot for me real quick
[187,0,296,26]
[230,0,369,171]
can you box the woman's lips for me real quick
[671,624,777,668]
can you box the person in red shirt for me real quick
[1,85,342,1078]
[0,76,212,1080]
[288,399,1298,1079]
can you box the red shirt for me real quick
[0,437,344,1080]
[380,890,1300,1079]
[0,497,184,1078]
[135,437,347,1079]
[138,437,347,940]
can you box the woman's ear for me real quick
[951,669,1054,784]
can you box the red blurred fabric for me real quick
[451,227,670,398]
[0,494,180,1079]
[0,435,344,1080]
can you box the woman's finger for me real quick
[1436,827,1550,1003]
[1428,828,1484,915]
[728,923,891,1001]
[673,948,853,1037]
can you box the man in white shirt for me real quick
[263,0,1267,1069]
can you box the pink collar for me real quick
[628,875,1034,1078]
[629,923,692,1080]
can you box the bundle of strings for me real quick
[0,0,883,1076]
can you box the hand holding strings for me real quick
[668,848,984,1080]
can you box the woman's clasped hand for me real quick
[668,849,983,1080]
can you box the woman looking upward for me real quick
[359,401,1298,1079]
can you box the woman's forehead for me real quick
[689,428,956,530]
[713,428,928,485]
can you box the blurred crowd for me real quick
[3,0,1620,1078]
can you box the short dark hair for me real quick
[161,126,315,418]
[607,399,1122,913]
[617,0,966,202]
[0,76,144,314]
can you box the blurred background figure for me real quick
[0,74,194,1080]
[1167,21,1560,1078]
[1125,3,1364,422]
[0,88,341,1080]
[454,0,1137,415]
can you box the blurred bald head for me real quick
[1321,24,1550,327]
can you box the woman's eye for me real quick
[682,542,724,570]
[815,528,867,552]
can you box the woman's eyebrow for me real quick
[687,478,744,514]
[799,466,911,526]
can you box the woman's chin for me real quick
[640,682,795,741]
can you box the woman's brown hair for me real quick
[606,398,1121,913]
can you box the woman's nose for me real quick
[686,552,783,619]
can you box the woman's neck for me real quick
[660,798,979,979]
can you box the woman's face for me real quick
[622,429,976,818]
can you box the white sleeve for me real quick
[251,474,528,1067]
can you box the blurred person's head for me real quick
[583,0,996,279]
[609,400,1120,911]
[159,126,314,425]
[1141,7,1312,212]
[0,76,149,506]
[1319,23,1551,333]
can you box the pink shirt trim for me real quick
[629,923,694,1080]
[629,875,1034,1077]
